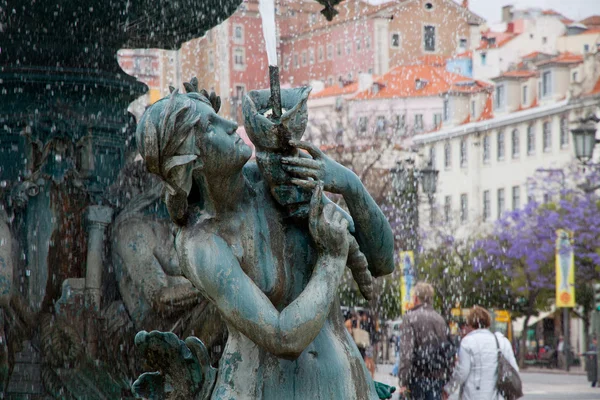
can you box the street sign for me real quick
[556,229,575,308]
[399,250,415,314]
[495,310,510,323]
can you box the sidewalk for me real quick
[521,365,586,375]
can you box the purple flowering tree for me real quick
[476,166,600,367]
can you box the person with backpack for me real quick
[443,306,521,400]
[398,282,454,400]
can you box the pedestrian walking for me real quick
[398,282,455,400]
[580,336,598,387]
[443,306,520,400]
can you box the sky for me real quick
[366,0,600,24]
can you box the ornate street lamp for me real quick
[420,161,439,196]
[572,114,600,164]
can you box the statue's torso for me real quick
[184,178,377,400]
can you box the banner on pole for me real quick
[400,250,415,314]
[556,229,575,308]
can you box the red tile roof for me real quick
[582,28,600,35]
[477,93,494,122]
[521,51,552,60]
[451,50,473,59]
[310,81,359,99]
[589,76,600,95]
[351,64,492,100]
[537,52,584,66]
[580,15,600,27]
[494,70,539,79]
[477,32,518,50]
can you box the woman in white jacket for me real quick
[443,306,520,400]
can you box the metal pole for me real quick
[564,307,570,372]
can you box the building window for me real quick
[543,121,551,152]
[544,193,551,203]
[429,145,436,169]
[302,51,307,66]
[309,13,317,24]
[572,71,579,82]
[459,38,468,49]
[395,114,406,135]
[444,142,451,168]
[415,114,424,132]
[375,116,386,136]
[497,130,505,160]
[233,47,245,69]
[584,44,590,53]
[356,38,362,52]
[293,54,298,68]
[318,46,324,62]
[433,113,442,128]
[424,25,436,52]
[327,44,333,60]
[495,85,505,109]
[337,42,342,57]
[470,100,476,118]
[365,35,371,49]
[542,36,547,44]
[345,41,352,55]
[460,139,467,167]
[512,186,520,210]
[391,33,400,48]
[309,48,315,64]
[497,188,505,219]
[560,117,569,148]
[527,124,535,155]
[483,190,491,221]
[444,195,452,223]
[233,24,244,44]
[327,76,334,86]
[357,116,368,134]
[443,98,450,121]
[483,135,490,163]
[542,71,552,97]
[511,129,520,158]
[481,52,487,65]
[522,85,528,105]
[460,194,468,222]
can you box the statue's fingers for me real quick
[281,156,321,169]
[289,140,324,159]
[282,165,320,180]
[290,178,317,189]
[309,182,324,225]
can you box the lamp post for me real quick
[390,159,438,275]
[572,114,600,165]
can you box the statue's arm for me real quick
[114,224,199,313]
[337,168,394,277]
[180,231,347,360]
[283,141,394,277]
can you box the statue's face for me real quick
[195,101,252,175]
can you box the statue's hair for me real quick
[136,77,220,225]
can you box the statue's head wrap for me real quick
[136,77,221,225]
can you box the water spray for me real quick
[258,0,282,120]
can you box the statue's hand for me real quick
[308,183,349,257]
[283,140,348,194]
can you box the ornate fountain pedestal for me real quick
[0,0,243,397]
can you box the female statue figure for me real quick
[135,82,394,399]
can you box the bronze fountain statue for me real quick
[131,79,396,399]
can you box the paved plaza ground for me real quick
[375,364,600,399]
